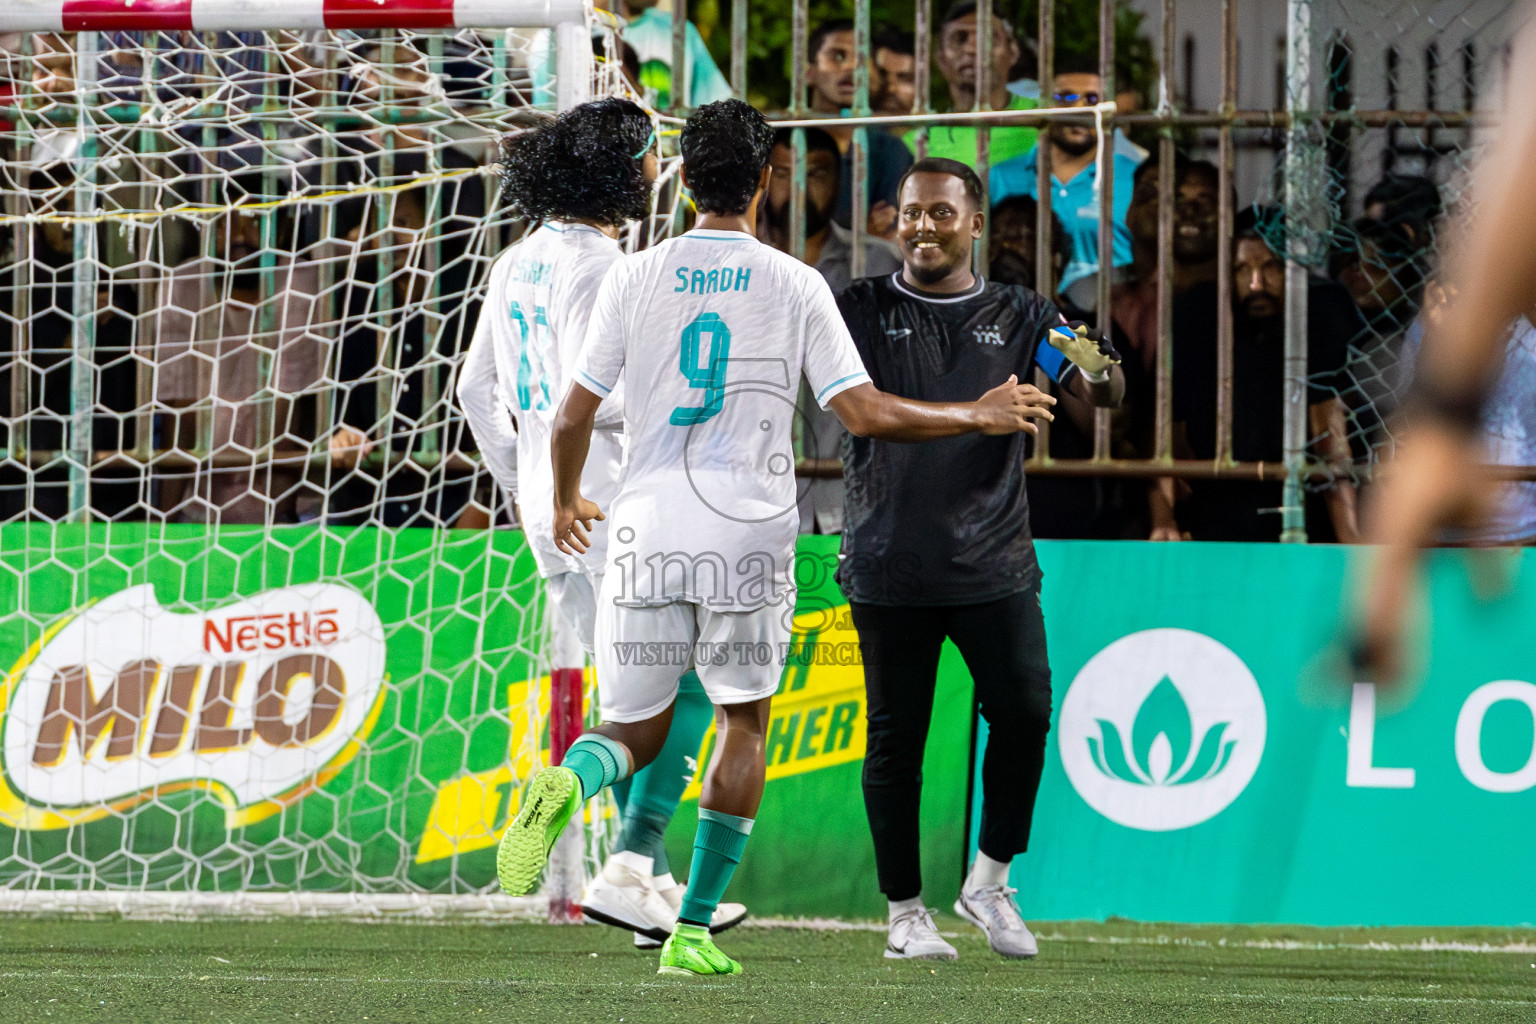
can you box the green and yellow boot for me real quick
[496,765,581,896]
[657,922,743,977]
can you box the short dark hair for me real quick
[808,19,855,62]
[1363,173,1443,226]
[1131,152,1223,190]
[1235,204,1285,254]
[681,99,776,216]
[771,126,841,165]
[941,0,1013,34]
[991,194,1072,269]
[498,98,654,225]
[897,157,985,211]
[874,25,913,57]
[1052,53,1104,79]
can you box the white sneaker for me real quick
[580,856,675,941]
[655,882,749,935]
[884,906,958,960]
[954,885,1038,959]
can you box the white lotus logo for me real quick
[1059,628,1266,832]
[0,583,387,830]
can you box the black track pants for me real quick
[851,587,1053,902]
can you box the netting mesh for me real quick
[1294,0,1506,486]
[0,23,672,899]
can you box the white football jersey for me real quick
[460,222,626,578]
[574,228,870,609]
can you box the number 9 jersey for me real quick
[573,227,870,610]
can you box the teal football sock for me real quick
[614,672,713,875]
[677,808,753,926]
[560,733,631,801]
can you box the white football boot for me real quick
[580,852,674,942]
[954,885,1038,959]
[640,879,748,949]
[884,906,959,960]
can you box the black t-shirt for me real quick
[1171,277,1361,540]
[835,273,1072,605]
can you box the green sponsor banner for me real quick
[978,541,1536,927]
[10,526,1528,926]
[0,522,541,892]
[0,525,916,915]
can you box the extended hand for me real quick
[329,426,373,470]
[974,375,1056,436]
[553,496,606,555]
[1049,320,1123,376]
[1353,423,1490,683]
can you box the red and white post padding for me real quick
[2,0,585,33]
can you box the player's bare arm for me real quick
[549,381,606,554]
[828,376,1056,442]
[1354,16,1536,680]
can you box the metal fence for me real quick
[0,0,1523,540]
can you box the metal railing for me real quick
[0,1,1521,536]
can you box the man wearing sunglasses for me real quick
[989,57,1142,312]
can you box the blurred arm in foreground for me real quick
[1355,11,1536,682]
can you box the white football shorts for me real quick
[594,578,791,723]
[546,570,599,655]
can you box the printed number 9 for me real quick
[670,313,731,425]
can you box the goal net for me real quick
[0,4,677,913]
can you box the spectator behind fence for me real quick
[1110,155,1221,532]
[991,55,1141,312]
[988,194,1072,295]
[804,19,913,238]
[1362,173,1443,233]
[147,182,329,525]
[3,154,139,522]
[873,27,916,120]
[907,1,1038,169]
[327,170,479,527]
[1159,206,1363,543]
[758,126,901,534]
[1334,215,1430,338]
[620,0,732,109]
[1397,301,1536,545]
[991,194,1136,538]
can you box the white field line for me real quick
[1,971,1535,1007]
[2,893,1533,955]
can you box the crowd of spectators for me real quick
[0,2,1498,543]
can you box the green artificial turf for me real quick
[2,916,1534,1023]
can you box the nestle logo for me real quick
[203,610,341,654]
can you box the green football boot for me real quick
[496,765,582,896]
[657,922,743,977]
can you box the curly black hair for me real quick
[680,99,775,216]
[498,98,654,226]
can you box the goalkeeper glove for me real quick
[1048,320,1123,378]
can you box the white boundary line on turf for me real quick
[2,895,1533,955]
[0,890,547,923]
[0,971,1534,1007]
[1031,932,1536,954]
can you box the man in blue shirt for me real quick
[990,57,1142,311]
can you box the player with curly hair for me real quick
[497,99,1056,977]
[458,98,744,946]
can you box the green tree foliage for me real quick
[700,0,1157,112]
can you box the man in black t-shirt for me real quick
[835,158,1124,961]
[1161,207,1362,542]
